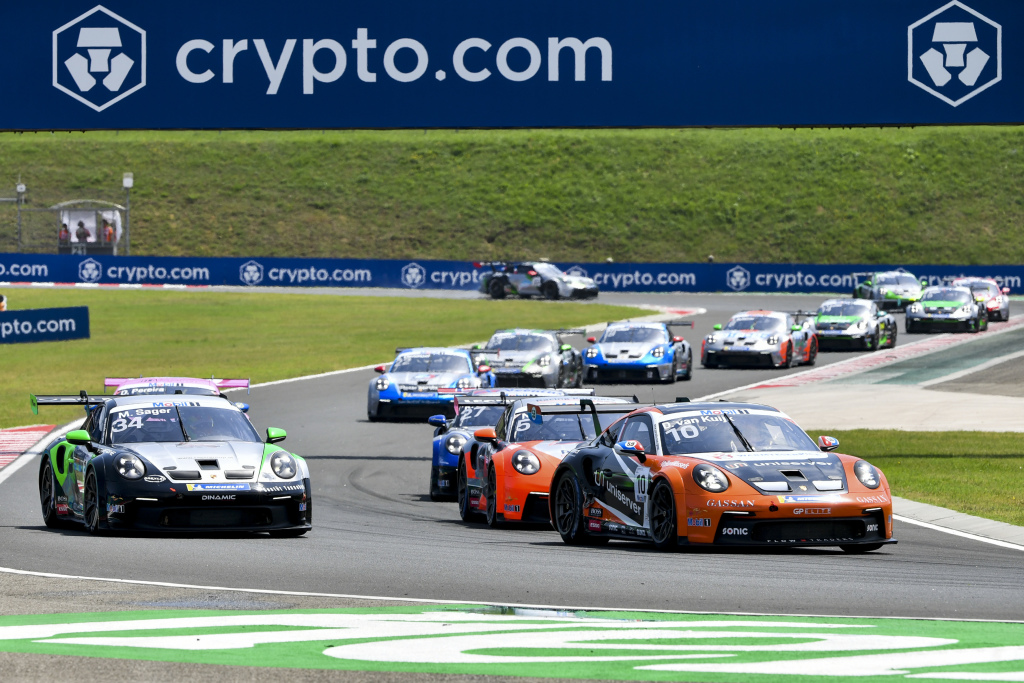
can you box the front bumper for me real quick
[566,286,598,300]
[906,315,972,332]
[492,368,555,388]
[585,360,672,382]
[815,331,871,349]
[430,465,457,498]
[707,515,894,547]
[704,347,780,367]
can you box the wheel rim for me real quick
[40,463,53,517]
[84,473,99,531]
[650,484,675,544]
[554,476,577,534]
[486,469,496,522]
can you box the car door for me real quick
[69,406,104,515]
[514,265,542,296]
[600,414,653,528]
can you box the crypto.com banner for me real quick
[0,254,1020,294]
[1,1,1022,129]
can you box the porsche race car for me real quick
[426,388,595,500]
[368,347,497,421]
[476,261,598,300]
[852,269,926,310]
[457,396,640,527]
[906,286,989,333]
[950,277,1011,322]
[476,329,585,389]
[813,299,897,351]
[32,392,311,535]
[549,401,896,552]
[583,320,694,383]
[701,311,817,368]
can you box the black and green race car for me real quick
[813,298,897,351]
[906,286,989,334]
[852,269,927,310]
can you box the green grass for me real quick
[809,429,1024,526]
[1,289,644,429]
[2,127,1024,263]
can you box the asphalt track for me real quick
[1,293,1022,623]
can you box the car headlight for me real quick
[849,320,866,332]
[766,335,779,345]
[651,346,665,358]
[952,305,972,318]
[585,347,599,359]
[115,454,145,480]
[511,450,540,475]
[445,433,467,455]
[692,464,729,492]
[537,354,551,367]
[706,335,718,344]
[270,452,297,479]
[375,376,390,391]
[853,460,880,489]
[908,303,922,314]
[456,377,479,389]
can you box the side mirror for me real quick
[235,402,250,413]
[266,427,287,444]
[614,439,646,463]
[66,429,91,446]
[671,336,684,343]
[864,280,872,286]
[477,364,492,374]
[427,414,447,428]
[560,343,573,352]
[374,365,387,374]
[472,344,483,350]
[1003,287,1011,295]
[713,324,722,331]
[586,336,597,344]
[876,310,886,318]
[474,427,498,443]
[817,435,840,452]
[791,324,801,332]
[920,280,929,287]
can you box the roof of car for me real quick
[396,347,471,356]
[819,298,865,305]
[734,310,786,318]
[951,277,998,285]
[923,285,972,294]
[605,321,665,329]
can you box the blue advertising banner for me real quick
[0,307,90,344]
[0,254,1021,295]
[0,1,1021,129]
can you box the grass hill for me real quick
[1,126,1023,264]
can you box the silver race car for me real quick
[906,286,989,333]
[813,299,897,351]
[852,269,926,310]
[702,310,818,368]
[951,277,1011,322]
[475,329,585,388]
[476,261,598,300]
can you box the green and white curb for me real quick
[1,607,1023,680]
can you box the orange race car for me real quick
[457,397,642,527]
[549,401,896,552]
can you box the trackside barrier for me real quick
[0,255,1020,294]
[0,306,90,344]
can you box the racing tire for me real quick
[457,457,483,522]
[780,343,793,369]
[649,479,678,551]
[840,543,883,553]
[367,405,382,422]
[83,469,104,536]
[39,459,61,529]
[551,472,607,546]
[804,337,818,366]
[489,279,507,300]
[868,329,880,351]
[573,364,584,388]
[485,465,502,527]
[906,320,920,334]
[662,359,678,384]
[542,281,560,300]
[682,352,693,381]
[887,324,898,349]
[269,529,309,538]
[702,355,717,370]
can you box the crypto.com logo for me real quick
[908,1,1001,107]
[78,258,102,283]
[725,266,750,292]
[401,262,427,288]
[239,260,264,286]
[53,5,146,112]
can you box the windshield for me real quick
[114,386,218,396]
[391,353,471,373]
[452,405,505,428]
[531,263,564,279]
[922,289,971,304]
[817,302,871,317]
[875,273,918,286]
[108,404,260,444]
[486,333,553,352]
[508,409,631,442]
[659,412,818,455]
[967,283,999,298]
[601,326,668,343]
[724,316,783,332]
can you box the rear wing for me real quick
[472,261,508,272]
[526,398,647,434]
[104,377,251,394]
[453,388,596,413]
[31,391,106,416]
[665,320,695,328]
[554,328,586,336]
[786,310,818,320]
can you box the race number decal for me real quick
[111,417,143,433]
[664,424,699,441]
[634,466,651,503]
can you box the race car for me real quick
[701,310,817,368]
[906,286,990,333]
[583,320,694,383]
[457,396,640,527]
[549,401,896,552]
[105,376,250,397]
[368,347,496,421]
[852,269,926,310]
[476,329,585,389]
[426,388,595,501]
[950,277,1011,322]
[475,261,598,300]
[32,392,311,535]
[813,299,897,351]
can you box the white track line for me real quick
[894,515,1024,552]
[918,349,1024,387]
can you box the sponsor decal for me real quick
[588,507,603,518]
[261,484,303,493]
[202,494,236,501]
[704,499,756,508]
[699,409,749,416]
[144,475,166,483]
[720,527,749,536]
[660,461,689,470]
[298,502,307,512]
[856,495,890,504]
[401,262,427,288]
[603,480,642,516]
[778,495,840,503]
[185,483,250,492]
[687,517,712,527]
[149,401,200,408]
[239,260,264,286]
[867,523,879,532]
[503,504,520,513]
[55,496,69,515]
[77,258,103,283]
[106,503,125,513]
[587,519,602,532]
[633,466,650,503]
[437,479,449,487]
[793,507,831,515]
[726,265,751,291]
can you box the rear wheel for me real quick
[804,337,818,366]
[83,470,103,535]
[682,352,693,380]
[840,543,883,553]
[485,466,501,527]
[649,479,678,551]
[868,329,880,351]
[489,279,506,299]
[543,281,560,300]
[887,324,898,348]
[780,342,793,369]
[39,460,60,529]
[457,457,483,522]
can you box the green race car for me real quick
[813,298,897,350]
[852,269,927,310]
[906,286,989,334]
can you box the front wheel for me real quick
[868,329,880,351]
[552,472,598,545]
[840,543,883,553]
[489,279,507,300]
[682,352,693,381]
[83,470,103,535]
[780,342,793,369]
[662,359,677,384]
[485,466,501,527]
[458,457,483,522]
[542,281,560,300]
[804,337,818,366]
[887,324,898,348]
[648,479,678,551]
[39,460,60,528]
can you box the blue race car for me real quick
[582,320,694,383]
[367,347,496,422]
[425,388,595,500]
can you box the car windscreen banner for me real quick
[0,254,1021,294]
[1,1,1023,130]
[0,306,90,344]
